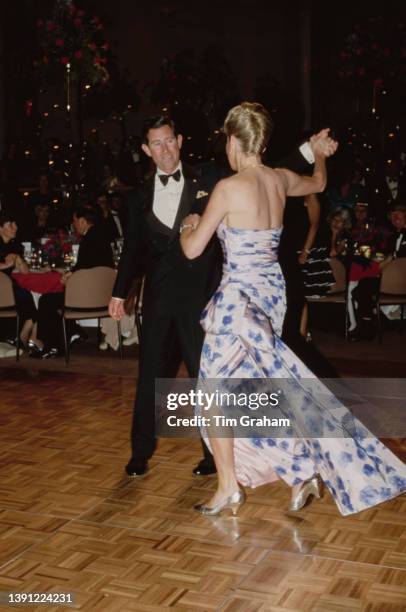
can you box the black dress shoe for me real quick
[193,460,217,476]
[125,459,148,476]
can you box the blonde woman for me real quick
[180,102,406,517]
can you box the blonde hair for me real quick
[328,207,352,231]
[223,102,273,155]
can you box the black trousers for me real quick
[131,305,212,463]
[352,277,380,319]
[37,293,74,350]
[13,284,37,323]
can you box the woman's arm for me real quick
[276,153,327,197]
[0,254,16,271]
[275,130,338,197]
[14,254,29,274]
[298,194,320,264]
[180,180,229,259]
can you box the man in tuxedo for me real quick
[71,206,114,271]
[109,114,327,477]
[35,206,114,358]
[388,201,406,258]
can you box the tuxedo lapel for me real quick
[140,175,155,215]
[142,175,171,237]
[169,164,199,241]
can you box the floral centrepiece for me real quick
[43,230,75,266]
[36,0,110,84]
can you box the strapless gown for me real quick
[198,223,406,515]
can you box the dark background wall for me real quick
[1,0,405,158]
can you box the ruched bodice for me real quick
[201,223,286,340]
[197,220,406,515]
[218,222,281,275]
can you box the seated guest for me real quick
[387,201,406,258]
[0,213,37,347]
[26,202,56,242]
[110,192,127,238]
[30,173,58,209]
[96,191,124,243]
[327,207,352,258]
[71,206,115,270]
[350,201,390,255]
[348,202,401,341]
[33,207,114,358]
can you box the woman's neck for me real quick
[236,155,262,173]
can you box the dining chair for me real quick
[0,272,21,361]
[307,257,348,339]
[376,258,406,344]
[60,266,122,363]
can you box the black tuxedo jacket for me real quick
[113,163,223,316]
[73,224,114,271]
[389,228,406,258]
[113,153,311,317]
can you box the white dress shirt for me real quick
[386,176,398,200]
[153,163,184,229]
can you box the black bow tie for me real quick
[158,169,181,186]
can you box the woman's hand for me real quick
[310,129,338,158]
[1,253,17,269]
[14,254,29,274]
[298,251,308,265]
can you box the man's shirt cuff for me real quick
[300,141,315,164]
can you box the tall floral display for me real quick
[36,0,110,85]
[35,0,111,147]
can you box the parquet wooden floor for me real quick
[0,368,405,611]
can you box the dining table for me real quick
[11,269,64,307]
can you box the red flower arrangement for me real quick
[338,17,406,83]
[43,230,75,265]
[36,0,110,85]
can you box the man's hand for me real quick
[182,213,201,230]
[60,271,72,285]
[310,128,338,158]
[109,297,125,321]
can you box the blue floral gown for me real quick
[198,223,406,515]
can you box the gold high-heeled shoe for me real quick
[289,475,321,512]
[194,488,246,516]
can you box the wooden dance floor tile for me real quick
[0,368,405,610]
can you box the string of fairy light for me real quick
[23,49,404,197]
[343,78,403,192]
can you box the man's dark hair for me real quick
[142,115,177,144]
[389,200,406,214]
[73,206,98,226]
[0,212,16,227]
